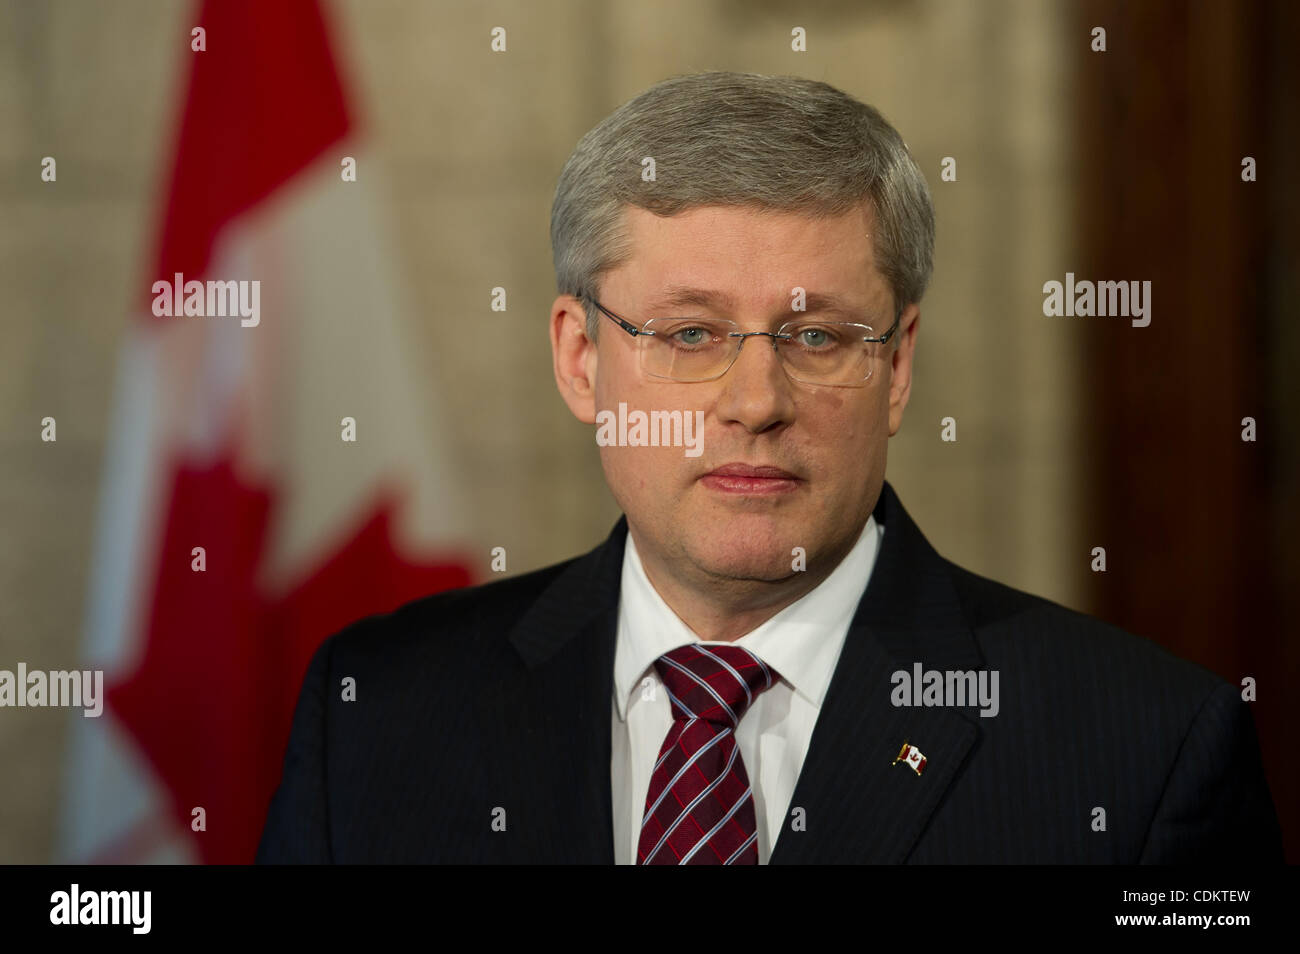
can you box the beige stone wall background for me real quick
[0,0,1081,861]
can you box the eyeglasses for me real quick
[582,294,901,387]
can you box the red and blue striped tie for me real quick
[638,643,779,865]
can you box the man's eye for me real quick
[795,327,838,348]
[671,326,714,346]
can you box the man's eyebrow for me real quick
[647,285,871,318]
[645,286,738,312]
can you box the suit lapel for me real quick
[769,482,985,863]
[504,518,628,863]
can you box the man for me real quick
[257,71,1282,864]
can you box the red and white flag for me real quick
[58,0,474,863]
[894,742,928,776]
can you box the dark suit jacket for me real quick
[257,480,1282,863]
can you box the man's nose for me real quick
[713,332,797,433]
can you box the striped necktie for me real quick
[638,643,778,865]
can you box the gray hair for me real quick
[550,70,935,338]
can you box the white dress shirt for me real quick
[611,516,885,864]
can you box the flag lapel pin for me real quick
[892,740,927,776]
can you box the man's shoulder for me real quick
[907,556,1279,864]
[316,555,582,679]
[941,557,1228,703]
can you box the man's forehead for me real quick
[625,204,874,255]
[642,284,878,320]
[614,203,887,314]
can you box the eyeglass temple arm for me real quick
[871,310,903,343]
[582,294,656,338]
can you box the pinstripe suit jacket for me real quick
[256,480,1283,863]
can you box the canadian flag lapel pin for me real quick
[892,740,927,776]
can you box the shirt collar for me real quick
[614,515,884,720]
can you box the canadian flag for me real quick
[58,0,474,863]
[895,742,927,776]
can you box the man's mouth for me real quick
[699,463,804,495]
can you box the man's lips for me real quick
[699,463,804,494]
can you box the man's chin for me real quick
[684,532,806,584]
[691,505,803,545]
[701,560,800,585]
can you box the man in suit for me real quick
[257,71,1282,864]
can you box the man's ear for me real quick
[551,295,599,424]
[887,304,920,437]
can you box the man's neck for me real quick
[628,526,863,642]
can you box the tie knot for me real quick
[654,644,778,728]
